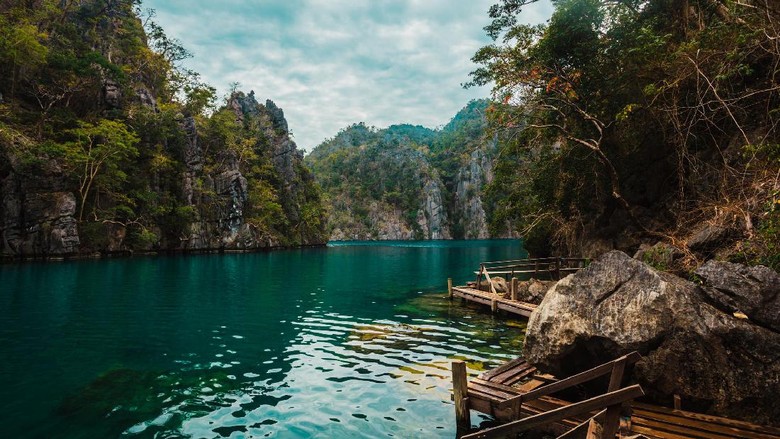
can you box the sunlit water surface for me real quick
[0,240,527,438]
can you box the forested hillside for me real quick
[306,100,516,241]
[0,1,325,258]
[471,0,780,270]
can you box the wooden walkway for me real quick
[449,285,537,318]
[447,256,588,318]
[453,356,780,439]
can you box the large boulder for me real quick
[695,260,780,332]
[524,251,780,426]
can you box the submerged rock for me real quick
[524,251,780,426]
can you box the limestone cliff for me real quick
[306,100,512,241]
[178,91,325,251]
[452,148,493,239]
[0,2,326,259]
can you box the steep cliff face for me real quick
[177,91,325,251]
[306,100,510,241]
[1,163,80,256]
[420,176,451,240]
[0,2,326,259]
[453,148,493,239]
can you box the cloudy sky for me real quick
[141,0,553,152]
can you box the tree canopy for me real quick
[471,0,780,268]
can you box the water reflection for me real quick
[0,240,526,437]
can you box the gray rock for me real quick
[633,242,684,268]
[135,86,158,111]
[687,223,733,252]
[695,260,780,331]
[419,177,451,240]
[453,149,491,239]
[1,183,80,256]
[526,278,553,304]
[265,99,289,133]
[524,250,780,426]
[103,79,121,108]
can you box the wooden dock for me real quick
[449,285,537,318]
[452,355,780,439]
[447,257,588,318]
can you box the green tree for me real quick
[470,0,780,261]
[60,119,140,220]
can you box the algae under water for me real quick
[0,240,527,438]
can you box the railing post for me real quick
[510,277,518,301]
[448,278,453,300]
[452,361,471,434]
[601,357,628,439]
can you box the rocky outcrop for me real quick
[508,278,554,304]
[176,91,323,250]
[695,260,780,331]
[181,114,201,206]
[524,251,780,426]
[330,201,414,241]
[1,146,80,257]
[308,100,513,242]
[1,185,80,256]
[419,177,451,240]
[453,148,492,239]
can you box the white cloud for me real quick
[141,0,553,151]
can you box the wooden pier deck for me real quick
[448,257,588,318]
[453,356,780,439]
[450,285,537,318]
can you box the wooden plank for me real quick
[481,266,498,295]
[632,407,780,438]
[491,362,538,386]
[498,352,641,409]
[470,379,521,401]
[585,418,602,439]
[452,361,470,430]
[462,385,645,439]
[601,357,627,439]
[496,301,533,317]
[451,286,538,318]
[630,424,696,439]
[479,357,530,381]
[518,378,547,392]
[557,409,607,439]
[631,415,751,439]
[633,403,780,436]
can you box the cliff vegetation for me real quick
[306,101,515,241]
[0,0,326,258]
[470,0,780,271]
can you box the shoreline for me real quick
[0,243,329,265]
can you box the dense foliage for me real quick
[306,101,506,240]
[471,0,780,268]
[0,0,325,255]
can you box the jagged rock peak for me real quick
[227,90,262,121]
[265,99,288,133]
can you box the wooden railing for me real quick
[475,257,589,295]
[456,352,643,439]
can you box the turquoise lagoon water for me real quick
[0,240,527,438]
